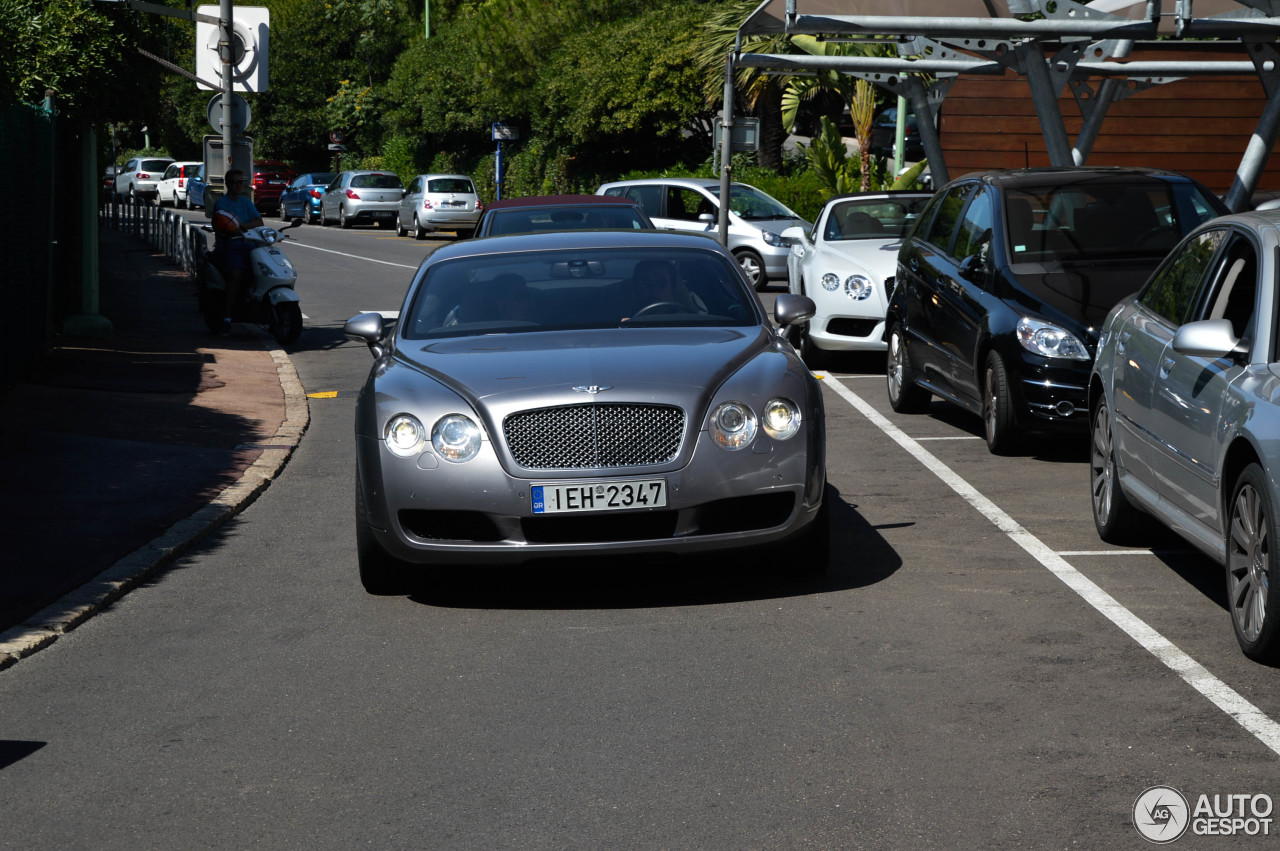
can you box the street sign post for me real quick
[492,123,518,200]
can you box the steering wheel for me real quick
[631,301,686,319]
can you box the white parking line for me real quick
[288,242,418,269]
[823,374,1280,758]
[915,436,983,441]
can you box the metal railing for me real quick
[100,198,208,277]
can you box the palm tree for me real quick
[693,0,799,171]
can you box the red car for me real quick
[250,160,297,213]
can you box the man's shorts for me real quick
[215,239,253,274]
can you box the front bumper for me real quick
[357,428,821,565]
[1014,357,1092,432]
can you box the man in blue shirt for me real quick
[213,169,264,336]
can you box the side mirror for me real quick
[344,312,388,358]
[780,225,806,244]
[958,254,985,283]
[1172,318,1246,359]
[774,293,817,328]
[698,212,716,228]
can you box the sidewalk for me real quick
[0,227,308,670]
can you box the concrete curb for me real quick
[0,331,309,672]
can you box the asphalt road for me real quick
[1,213,1277,849]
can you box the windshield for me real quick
[1005,181,1220,265]
[401,247,758,339]
[708,184,798,221]
[823,196,932,241]
[351,173,402,189]
[485,206,648,235]
[427,178,475,194]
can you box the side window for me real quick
[163,165,178,180]
[952,190,994,266]
[408,177,422,193]
[664,187,715,222]
[1197,233,1258,341]
[921,183,975,254]
[624,185,664,216]
[1139,228,1227,325]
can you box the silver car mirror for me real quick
[344,312,387,357]
[774,293,816,328]
[1171,318,1245,359]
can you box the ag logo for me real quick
[1134,786,1190,843]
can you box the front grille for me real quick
[827,318,880,338]
[504,403,684,469]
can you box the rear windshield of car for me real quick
[180,165,199,177]
[310,173,336,185]
[1004,181,1221,265]
[427,178,475,194]
[141,159,172,172]
[823,196,932,240]
[485,206,648,236]
[709,184,798,221]
[352,173,403,189]
[401,247,757,339]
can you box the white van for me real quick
[597,178,809,290]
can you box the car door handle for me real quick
[909,258,920,272]
[1116,330,1130,355]
[1160,356,1174,378]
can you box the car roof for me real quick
[487,194,642,210]
[416,173,473,181]
[961,166,1201,189]
[602,178,732,190]
[425,228,728,263]
[822,190,934,204]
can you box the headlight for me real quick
[844,275,873,300]
[1016,316,1091,361]
[384,414,426,457]
[761,229,786,247]
[821,273,841,292]
[256,261,279,278]
[709,402,757,450]
[432,414,483,463]
[762,398,802,440]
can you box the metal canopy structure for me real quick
[714,0,1280,231]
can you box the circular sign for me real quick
[207,93,251,134]
[1133,786,1190,844]
[330,129,347,144]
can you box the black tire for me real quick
[339,206,351,229]
[413,214,426,240]
[356,474,408,595]
[983,350,1020,455]
[304,205,315,225]
[735,249,767,291]
[198,286,224,334]
[270,301,303,347]
[794,319,829,370]
[279,201,289,222]
[455,229,474,240]
[791,490,831,575]
[319,207,329,227]
[395,212,408,237]
[1090,395,1142,543]
[1226,464,1280,662]
[886,323,931,413]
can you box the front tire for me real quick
[356,474,408,595]
[413,215,426,240]
[735,249,767,291]
[396,212,408,237]
[1227,464,1280,662]
[270,301,303,346]
[1090,395,1142,543]
[983,350,1019,455]
[339,206,351,229]
[886,324,931,413]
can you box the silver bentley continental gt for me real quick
[344,230,827,594]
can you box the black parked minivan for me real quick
[884,167,1227,454]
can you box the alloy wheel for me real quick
[1229,481,1270,644]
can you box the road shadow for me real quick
[406,484,902,610]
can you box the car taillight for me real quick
[422,199,434,209]
[137,173,150,179]
[476,202,484,212]
[178,179,185,187]
[309,189,322,199]
[345,189,360,199]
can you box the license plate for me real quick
[532,480,666,514]
[444,200,464,207]
[270,179,285,185]
[373,211,394,218]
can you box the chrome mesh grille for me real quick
[504,404,684,469]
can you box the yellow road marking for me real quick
[307,391,339,399]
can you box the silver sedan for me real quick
[345,230,826,593]
[1090,208,1280,662]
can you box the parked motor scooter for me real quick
[198,218,304,346]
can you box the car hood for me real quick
[395,327,770,418]
[821,239,902,279]
[1009,258,1158,330]
[741,215,809,232]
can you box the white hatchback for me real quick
[158,161,202,208]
